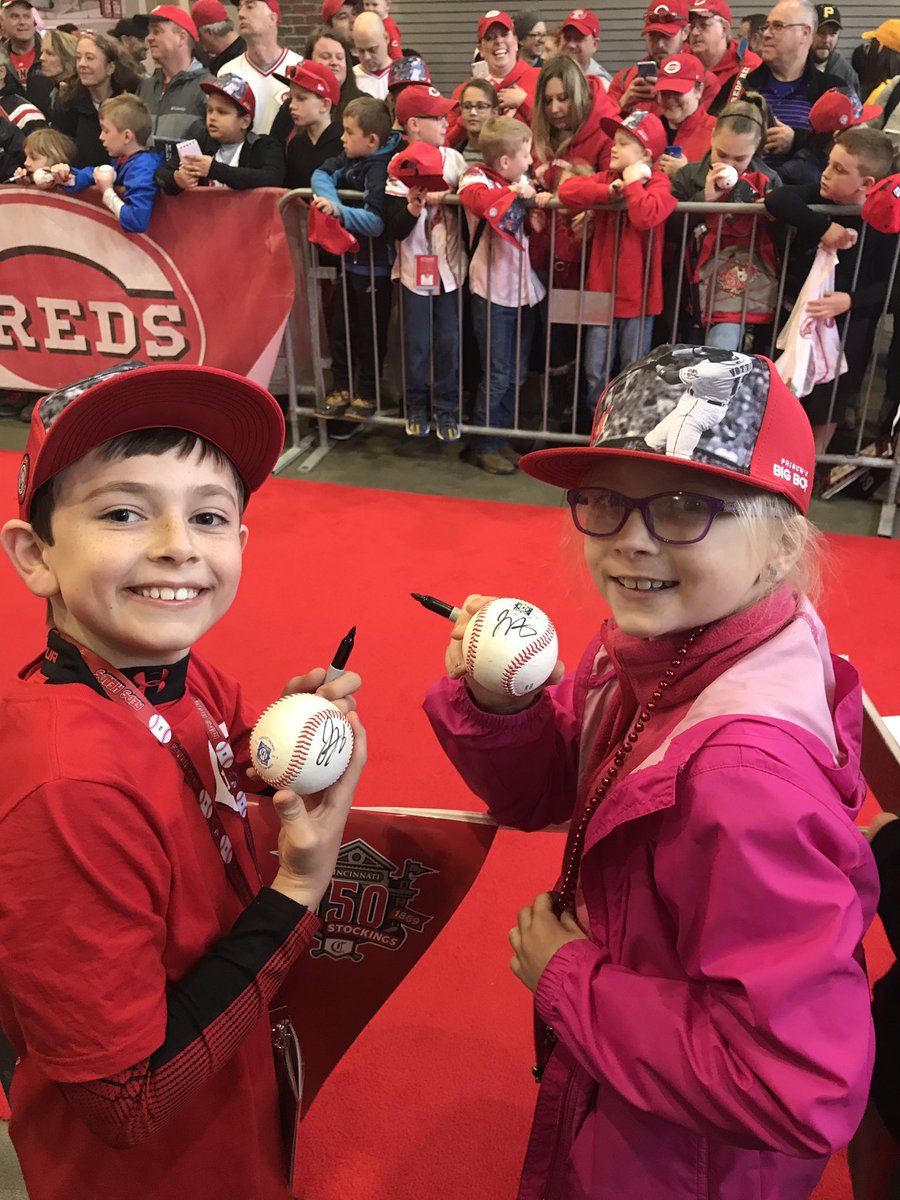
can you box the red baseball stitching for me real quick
[464,605,488,677]
[252,702,342,790]
[502,624,556,695]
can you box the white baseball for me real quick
[32,168,54,187]
[717,164,739,189]
[462,597,559,697]
[250,693,353,795]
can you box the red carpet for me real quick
[0,452,896,1198]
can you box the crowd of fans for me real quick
[2,0,900,472]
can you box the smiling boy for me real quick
[0,361,366,1200]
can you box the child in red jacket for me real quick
[558,110,676,411]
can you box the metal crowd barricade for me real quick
[276,188,900,537]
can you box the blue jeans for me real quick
[401,286,460,420]
[471,295,534,453]
[584,317,654,410]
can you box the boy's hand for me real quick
[820,222,858,251]
[445,594,565,714]
[311,195,336,216]
[806,290,851,319]
[607,178,625,197]
[270,712,367,910]
[511,179,536,200]
[94,165,116,190]
[570,209,592,237]
[406,185,426,216]
[51,162,72,184]
[862,811,899,843]
[182,153,213,178]
[621,162,650,187]
[497,84,526,113]
[174,167,198,190]
[765,117,795,155]
[509,892,589,993]
[279,666,362,715]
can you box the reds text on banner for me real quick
[0,187,294,392]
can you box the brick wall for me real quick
[278,0,321,51]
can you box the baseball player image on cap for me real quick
[645,349,755,459]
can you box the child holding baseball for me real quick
[424,344,878,1200]
[0,361,366,1200]
[10,128,77,186]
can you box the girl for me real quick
[671,92,780,351]
[13,127,77,185]
[424,344,878,1200]
[456,77,499,164]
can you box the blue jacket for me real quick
[311,130,402,274]
[66,148,163,234]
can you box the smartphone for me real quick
[637,60,658,78]
[176,138,202,161]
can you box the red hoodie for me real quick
[446,59,539,148]
[611,57,721,114]
[557,167,677,316]
[664,104,715,160]
[706,39,761,107]
[384,15,402,60]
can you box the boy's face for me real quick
[341,114,377,157]
[363,0,389,16]
[27,444,248,668]
[497,138,532,182]
[610,129,650,172]
[206,93,250,143]
[408,113,447,147]
[289,83,329,128]
[820,143,874,204]
[99,118,130,160]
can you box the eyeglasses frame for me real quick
[566,486,740,545]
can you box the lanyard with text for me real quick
[61,634,262,907]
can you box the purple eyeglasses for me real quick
[566,486,740,545]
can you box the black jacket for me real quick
[209,36,246,77]
[0,109,24,182]
[282,119,343,190]
[3,46,54,116]
[154,130,285,193]
[51,90,112,167]
[870,819,900,1142]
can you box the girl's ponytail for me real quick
[715,91,773,151]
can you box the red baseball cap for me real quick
[642,0,690,34]
[148,4,200,40]
[862,173,900,235]
[201,72,257,117]
[562,7,600,38]
[17,362,285,519]
[600,108,667,159]
[477,9,514,40]
[809,88,882,134]
[190,0,227,28]
[689,0,731,21]
[307,204,360,256]
[388,142,449,193]
[274,60,340,107]
[520,346,815,514]
[321,0,350,19]
[653,52,705,92]
[395,84,453,126]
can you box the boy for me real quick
[155,73,284,193]
[311,94,402,418]
[386,85,467,440]
[0,360,365,1200]
[56,94,162,233]
[765,126,898,453]
[558,109,677,413]
[276,60,343,191]
[457,115,545,475]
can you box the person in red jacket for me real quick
[445,10,538,148]
[362,0,402,59]
[558,109,677,409]
[688,0,761,112]
[609,0,691,115]
[654,52,715,175]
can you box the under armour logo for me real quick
[133,667,170,695]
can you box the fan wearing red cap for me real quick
[608,0,691,115]
[687,0,761,113]
[219,0,301,134]
[275,61,344,190]
[560,8,613,86]
[321,0,356,40]
[191,0,246,76]
[0,360,366,1200]
[424,341,876,1200]
[155,73,286,194]
[141,6,212,148]
[558,111,676,416]
[653,52,716,170]
[385,94,467,440]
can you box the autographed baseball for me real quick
[250,693,353,795]
[32,168,54,187]
[462,597,558,697]
[717,164,739,189]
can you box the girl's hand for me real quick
[570,209,592,237]
[445,594,564,713]
[863,811,899,843]
[270,712,367,910]
[704,164,733,201]
[509,892,589,992]
[51,161,72,184]
[805,291,851,319]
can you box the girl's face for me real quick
[579,457,771,640]
[710,127,758,174]
[656,85,700,128]
[543,77,573,131]
[460,85,496,136]
[40,47,64,79]
[311,37,347,86]
[24,148,50,173]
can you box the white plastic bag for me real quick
[774,247,847,398]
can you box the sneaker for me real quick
[350,396,377,418]
[320,389,349,417]
[436,415,460,443]
[405,414,431,438]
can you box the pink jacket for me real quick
[424,596,878,1200]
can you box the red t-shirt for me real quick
[8,47,35,88]
[0,653,290,1200]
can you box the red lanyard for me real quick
[57,633,262,907]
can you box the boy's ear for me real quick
[240,111,252,132]
[862,173,877,193]
[1,521,60,600]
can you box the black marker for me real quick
[324,626,356,682]
[411,593,461,621]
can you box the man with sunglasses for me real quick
[687,0,759,113]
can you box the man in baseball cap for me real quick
[560,8,612,84]
[609,0,691,114]
[191,0,246,75]
[1,0,53,115]
[811,4,860,93]
[322,0,356,40]
[140,6,213,147]
[687,0,760,112]
[276,61,343,188]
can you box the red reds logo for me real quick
[0,191,205,393]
